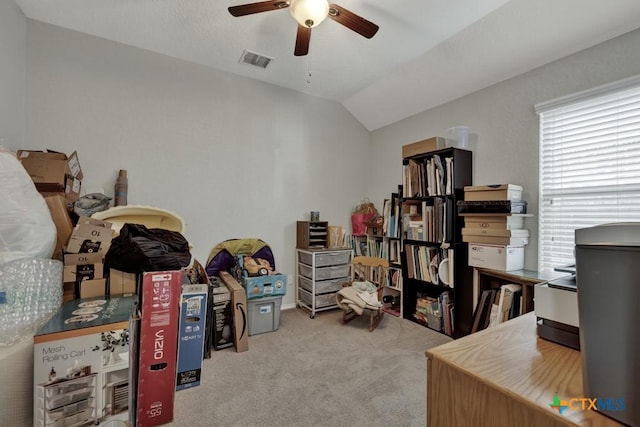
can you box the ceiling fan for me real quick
[228,0,379,56]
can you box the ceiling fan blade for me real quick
[328,3,379,39]
[294,25,311,56]
[228,1,289,17]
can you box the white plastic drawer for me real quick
[298,251,351,267]
[46,376,95,398]
[299,276,347,294]
[46,399,92,423]
[299,263,350,281]
[46,387,93,410]
[298,288,337,308]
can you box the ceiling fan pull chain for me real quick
[306,54,312,84]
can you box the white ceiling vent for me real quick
[239,50,273,69]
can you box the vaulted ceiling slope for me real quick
[14,0,640,131]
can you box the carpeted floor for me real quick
[170,307,452,427]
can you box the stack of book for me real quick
[460,184,528,246]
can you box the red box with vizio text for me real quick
[134,270,181,426]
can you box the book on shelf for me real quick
[389,239,401,264]
[471,289,496,333]
[494,284,522,325]
[402,154,455,198]
[509,289,523,319]
[404,244,447,285]
[389,190,401,238]
[407,221,424,240]
[445,157,454,195]
[447,248,455,289]
[389,268,402,291]
[382,198,390,237]
[405,246,415,279]
[440,291,453,336]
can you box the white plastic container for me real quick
[446,126,469,149]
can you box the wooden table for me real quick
[426,313,623,427]
[473,267,568,314]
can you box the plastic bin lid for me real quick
[575,222,640,247]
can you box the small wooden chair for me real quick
[336,256,389,332]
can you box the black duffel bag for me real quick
[105,223,191,273]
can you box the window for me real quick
[535,76,640,272]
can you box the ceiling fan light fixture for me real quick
[290,0,329,28]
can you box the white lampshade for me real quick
[290,0,329,28]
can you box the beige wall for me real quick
[369,27,640,270]
[0,1,26,149]
[13,15,640,298]
[24,21,372,307]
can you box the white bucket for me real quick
[446,126,469,149]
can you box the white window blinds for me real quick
[535,76,640,272]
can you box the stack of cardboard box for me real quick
[63,216,113,300]
[461,184,528,271]
[17,149,83,203]
[17,149,84,260]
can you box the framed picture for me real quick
[327,226,343,248]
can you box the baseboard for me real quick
[281,302,297,310]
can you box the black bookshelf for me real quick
[399,147,473,337]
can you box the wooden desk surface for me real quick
[475,267,568,284]
[426,313,622,427]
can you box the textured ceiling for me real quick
[14,0,640,130]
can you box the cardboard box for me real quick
[243,274,287,300]
[44,195,74,259]
[18,150,83,202]
[17,150,67,186]
[66,220,114,254]
[64,252,104,285]
[176,284,208,391]
[135,271,181,427]
[402,137,445,159]
[77,215,111,228]
[64,261,104,283]
[79,278,107,298]
[463,215,525,230]
[33,296,135,427]
[64,252,104,266]
[211,281,233,350]
[109,268,138,296]
[66,150,84,180]
[218,271,248,353]
[62,282,75,303]
[238,255,286,300]
[468,244,525,271]
[464,184,523,202]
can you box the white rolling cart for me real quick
[296,248,352,318]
